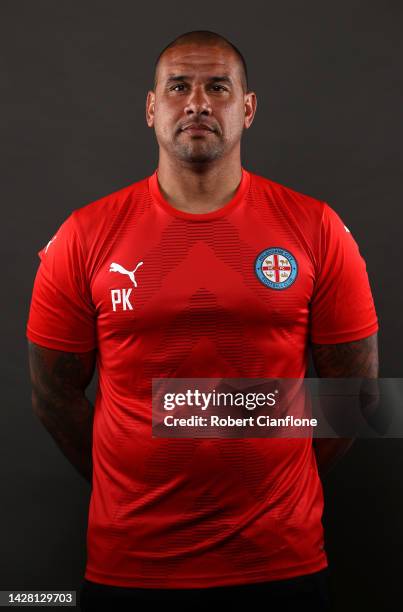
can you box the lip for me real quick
[181,124,215,134]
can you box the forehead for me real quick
[157,43,241,81]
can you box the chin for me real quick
[176,147,223,164]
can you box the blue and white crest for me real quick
[255,247,298,290]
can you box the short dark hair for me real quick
[153,30,249,92]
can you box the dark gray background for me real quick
[1,0,402,610]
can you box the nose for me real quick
[184,85,212,116]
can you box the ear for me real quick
[244,91,257,130]
[146,90,156,128]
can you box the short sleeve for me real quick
[310,203,379,344]
[26,211,97,352]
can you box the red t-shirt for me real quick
[26,168,378,588]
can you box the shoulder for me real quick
[248,171,327,222]
[71,175,150,227]
[248,171,331,259]
[63,175,151,251]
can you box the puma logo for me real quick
[109,261,143,287]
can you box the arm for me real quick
[311,332,379,477]
[27,340,97,484]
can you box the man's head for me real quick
[146,31,257,166]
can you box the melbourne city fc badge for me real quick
[255,247,298,290]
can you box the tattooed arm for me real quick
[311,332,379,477]
[27,340,97,484]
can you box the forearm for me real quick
[311,333,379,478]
[32,388,94,483]
[28,341,97,485]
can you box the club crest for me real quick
[255,247,298,290]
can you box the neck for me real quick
[156,150,243,214]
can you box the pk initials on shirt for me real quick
[110,288,133,311]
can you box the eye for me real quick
[170,83,228,92]
[171,83,186,91]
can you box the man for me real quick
[26,30,378,611]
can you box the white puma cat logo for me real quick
[109,261,143,287]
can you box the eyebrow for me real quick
[165,75,233,85]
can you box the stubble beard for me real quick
[173,131,225,164]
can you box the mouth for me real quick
[180,124,215,136]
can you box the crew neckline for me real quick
[148,167,251,221]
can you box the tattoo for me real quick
[311,333,379,477]
[27,341,96,483]
[28,341,96,393]
[311,332,379,378]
